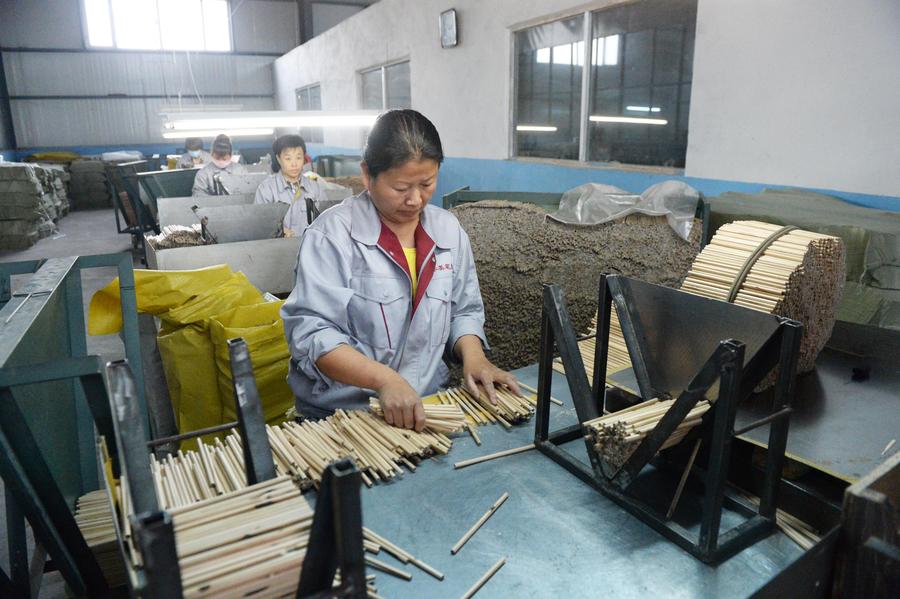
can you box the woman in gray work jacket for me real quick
[281,109,520,430]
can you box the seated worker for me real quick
[176,137,211,169]
[254,134,324,237]
[191,134,247,195]
[281,109,520,430]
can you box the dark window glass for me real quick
[588,0,697,167]
[361,68,383,110]
[296,84,323,143]
[514,16,584,160]
[385,61,411,109]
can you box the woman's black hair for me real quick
[363,110,443,179]
[185,137,203,151]
[211,134,233,158]
[271,134,307,173]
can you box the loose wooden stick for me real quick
[665,439,702,520]
[516,380,563,406]
[453,445,535,470]
[882,439,896,456]
[451,492,509,555]
[459,557,507,599]
[365,555,412,581]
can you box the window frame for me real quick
[295,83,324,143]
[80,0,233,53]
[358,58,411,110]
[511,2,696,168]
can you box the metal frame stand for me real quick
[534,275,803,563]
[106,340,366,598]
[0,252,142,597]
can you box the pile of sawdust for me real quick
[453,200,702,370]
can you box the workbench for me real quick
[353,364,806,598]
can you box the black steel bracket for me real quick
[534,275,803,564]
[228,337,277,485]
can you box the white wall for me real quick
[274,0,606,155]
[0,0,84,49]
[274,0,900,198]
[686,0,900,197]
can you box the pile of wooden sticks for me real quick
[433,385,535,429]
[150,410,453,510]
[74,489,127,587]
[368,399,467,434]
[739,492,821,550]
[583,398,711,468]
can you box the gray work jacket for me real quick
[191,161,247,196]
[253,172,325,236]
[281,191,488,417]
[177,150,211,169]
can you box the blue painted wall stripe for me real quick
[4,142,897,212]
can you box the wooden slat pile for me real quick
[583,398,711,469]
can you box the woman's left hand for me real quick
[462,353,522,405]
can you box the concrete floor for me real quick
[1,209,135,597]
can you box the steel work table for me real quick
[353,365,803,598]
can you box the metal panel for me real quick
[158,194,255,228]
[145,237,301,294]
[3,51,274,96]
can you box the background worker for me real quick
[281,110,520,430]
[191,134,246,195]
[254,134,325,237]
[176,137,211,169]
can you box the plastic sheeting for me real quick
[547,180,701,241]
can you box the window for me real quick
[360,61,411,110]
[82,0,231,52]
[514,0,697,167]
[296,84,324,144]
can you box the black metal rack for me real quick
[105,338,367,599]
[534,274,803,563]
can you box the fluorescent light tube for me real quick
[589,115,668,125]
[516,125,558,132]
[162,128,275,139]
[162,110,380,131]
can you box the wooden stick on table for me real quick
[451,492,509,555]
[516,380,563,406]
[459,557,507,599]
[365,555,413,581]
[665,438,702,520]
[453,445,534,470]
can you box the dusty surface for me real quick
[453,200,702,371]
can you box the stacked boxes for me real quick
[68,159,112,210]
[0,162,70,250]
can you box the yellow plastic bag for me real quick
[209,301,293,427]
[88,264,234,335]
[155,272,263,433]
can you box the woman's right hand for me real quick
[376,373,426,432]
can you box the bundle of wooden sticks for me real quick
[583,398,711,468]
[369,399,467,434]
[682,220,844,381]
[556,221,844,389]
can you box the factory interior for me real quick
[0,0,898,597]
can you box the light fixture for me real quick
[162,128,275,139]
[590,115,668,125]
[516,125,558,132]
[625,105,662,113]
[161,110,380,132]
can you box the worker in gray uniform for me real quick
[254,134,325,237]
[176,137,211,169]
[191,134,247,195]
[281,110,520,430]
